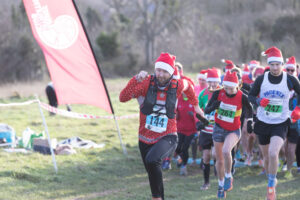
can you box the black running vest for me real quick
[141,75,178,119]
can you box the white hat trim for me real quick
[155,61,174,75]
[173,74,180,80]
[206,77,220,82]
[249,64,258,69]
[285,64,296,69]
[267,56,284,64]
[223,81,238,87]
[197,74,207,79]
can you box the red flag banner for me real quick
[23,0,112,113]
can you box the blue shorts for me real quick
[212,123,241,143]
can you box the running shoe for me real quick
[162,159,171,170]
[282,163,287,172]
[259,168,266,176]
[266,187,276,200]
[200,183,210,190]
[217,186,226,198]
[284,170,293,179]
[179,165,188,176]
[224,177,233,191]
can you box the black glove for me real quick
[196,114,209,126]
[196,121,205,131]
[247,119,253,133]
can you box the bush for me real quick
[96,32,120,59]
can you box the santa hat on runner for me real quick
[155,52,176,75]
[197,69,207,80]
[223,71,239,87]
[242,64,250,75]
[254,67,265,77]
[261,46,284,64]
[206,67,221,82]
[173,66,181,80]
[221,59,235,72]
[285,56,296,69]
[249,60,260,70]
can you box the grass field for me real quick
[0,78,299,200]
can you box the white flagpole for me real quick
[113,114,127,155]
[35,96,58,173]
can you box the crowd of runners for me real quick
[119,46,300,199]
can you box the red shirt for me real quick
[119,75,198,144]
[176,95,197,136]
[215,89,243,131]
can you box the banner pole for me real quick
[72,0,127,155]
[35,96,58,173]
[113,114,128,155]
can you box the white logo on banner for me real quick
[31,0,79,49]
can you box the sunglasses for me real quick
[286,69,295,72]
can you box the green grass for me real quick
[0,78,299,200]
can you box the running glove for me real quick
[196,113,209,126]
[196,121,205,131]
[247,119,253,133]
[291,106,300,123]
[259,98,269,107]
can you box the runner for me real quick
[205,71,253,198]
[242,60,260,84]
[119,52,206,200]
[220,59,235,83]
[198,67,221,190]
[195,69,208,96]
[284,56,299,178]
[175,92,198,175]
[248,47,300,200]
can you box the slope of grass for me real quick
[0,78,299,200]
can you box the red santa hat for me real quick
[249,60,260,69]
[197,69,207,80]
[223,71,239,87]
[261,46,283,64]
[254,67,265,77]
[285,56,296,69]
[206,67,221,82]
[221,59,235,71]
[242,64,250,75]
[155,52,176,75]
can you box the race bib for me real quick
[145,114,168,133]
[264,99,283,118]
[217,102,237,123]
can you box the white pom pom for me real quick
[221,59,225,63]
[261,51,266,56]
